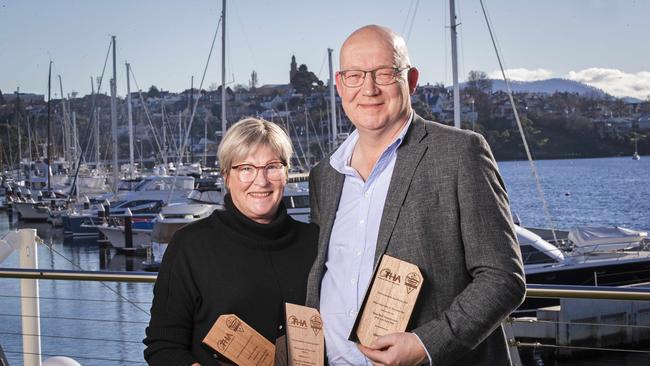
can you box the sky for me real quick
[1,0,649,99]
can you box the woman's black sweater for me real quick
[144,194,318,365]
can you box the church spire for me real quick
[290,54,298,83]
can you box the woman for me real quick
[144,118,317,365]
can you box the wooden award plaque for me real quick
[351,255,423,346]
[203,314,275,366]
[284,303,325,366]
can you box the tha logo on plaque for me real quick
[203,314,275,366]
[349,254,423,346]
[284,303,324,366]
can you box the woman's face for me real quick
[225,144,287,224]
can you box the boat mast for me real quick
[220,0,227,136]
[162,101,168,165]
[15,88,22,181]
[327,48,337,151]
[110,35,119,193]
[126,62,134,179]
[305,107,310,168]
[190,76,194,164]
[203,115,208,167]
[449,0,461,129]
[72,111,79,200]
[27,115,33,165]
[47,61,52,191]
[178,112,182,165]
[58,75,70,162]
[90,77,99,167]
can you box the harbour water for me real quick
[0,156,649,365]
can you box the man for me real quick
[307,25,525,366]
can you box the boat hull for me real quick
[12,202,49,221]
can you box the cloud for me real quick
[488,68,553,81]
[567,68,650,99]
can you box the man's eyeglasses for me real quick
[230,162,286,183]
[338,66,410,88]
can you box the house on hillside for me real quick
[255,84,294,98]
[3,92,45,104]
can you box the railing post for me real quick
[18,229,41,366]
[502,318,522,366]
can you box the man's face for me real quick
[336,31,417,135]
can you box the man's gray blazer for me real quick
[307,115,526,366]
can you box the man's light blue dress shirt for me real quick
[319,115,413,365]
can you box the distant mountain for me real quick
[621,96,644,103]
[461,78,612,99]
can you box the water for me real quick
[502,156,650,231]
[0,221,153,365]
[0,156,649,365]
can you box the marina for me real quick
[1,156,649,365]
[1,1,649,364]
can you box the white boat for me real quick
[20,159,70,190]
[94,175,196,204]
[145,181,308,267]
[96,181,225,251]
[97,223,154,250]
[518,225,650,286]
[12,200,50,221]
[568,226,648,254]
[149,202,223,262]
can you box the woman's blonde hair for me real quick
[217,117,293,175]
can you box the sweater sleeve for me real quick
[144,232,201,365]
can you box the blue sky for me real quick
[1,0,649,99]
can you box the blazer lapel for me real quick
[373,116,428,268]
[317,163,345,269]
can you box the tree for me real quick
[464,71,493,125]
[147,85,161,98]
[290,64,324,95]
[233,84,248,93]
[412,100,435,121]
[466,70,492,94]
[250,70,258,90]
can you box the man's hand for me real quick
[357,332,428,366]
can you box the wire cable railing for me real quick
[1,270,650,365]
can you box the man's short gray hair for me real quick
[217,117,293,175]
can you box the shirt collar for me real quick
[329,111,414,174]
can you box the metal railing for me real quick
[1,269,650,365]
[0,268,157,283]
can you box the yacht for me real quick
[520,225,650,286]
[63,175,195,238]
[97,179,223,251]
[144,181,307,269]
